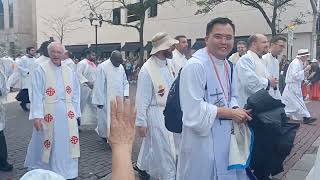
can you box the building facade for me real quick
[0,0,36,56]
[28,0,318,57]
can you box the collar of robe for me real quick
[152,55,168,67]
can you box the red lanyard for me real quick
[208,53,231,103]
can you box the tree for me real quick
[196,0,307,37]
[42,15,81,44]
[75,0,170,64]
[309,0,320,58]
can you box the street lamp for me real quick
[88,12,103,57]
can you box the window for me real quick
[113,8,121,25]
[9,0,13,28]
[0,0,4,30]
[127,3,140,23]
[148,3,157,18]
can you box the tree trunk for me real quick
[138,14,145,67]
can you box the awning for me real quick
[144,41,152,52]
[192,38,205,50]
[65,45,89,58]
[121,42,142,52]
[90,43,121,53]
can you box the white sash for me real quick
[144,56,174,107]
[40,61,80,163]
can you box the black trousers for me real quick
[0,130,8,164]
[15,89,30,104]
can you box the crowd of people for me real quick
[0,16,319,180]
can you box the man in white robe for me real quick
[262,36,287,100]
[24,42,81,179]
[16,47,36,111]
[177,17,251,180]
[282,49,317,124]
[229,41,247,65]
[92,50,129,140]
[172,35,189,75]
[63,51,76,72]
[76,50,97,125]
[0,57,13,172]
[135,32,177,180]
[236,34,278,108]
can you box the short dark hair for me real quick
[206,17,235,36]
[270,36,287,44]
[26,47,35,54]
[85,50,95,57]
[237,40,247,47]
[175,35,187,42]
[247,35,259,48]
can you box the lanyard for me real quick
[208,53,231,104]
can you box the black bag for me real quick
[163,60,234,133]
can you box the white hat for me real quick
[310,58,318,63]
[20,169,65,180]
[150,32,179,55]
[296,49,310,57]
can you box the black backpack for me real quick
[163,60,234,133]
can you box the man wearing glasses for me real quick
[263,36,287,99]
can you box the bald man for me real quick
[235,34,278,107]
[92,50,129,140]
[25,42,81,179]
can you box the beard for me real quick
[164,50,173,59]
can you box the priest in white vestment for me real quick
[76,51,97,125]
[228,41,247,65]
[135,32,177,180]
[63,51,76,72]
[24,42,81,179]
[262,36,287,100]
[16,47,36,111]
[92,50,129,139]
[172,35,189,75]
[177,17,251,180]
[282,49,317,124]
[0,58,13,172]
[236,34,278,108]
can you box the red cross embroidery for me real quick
[66,86,72,94]
[70,136,78,144]
[44,140,51,149]
[44,114,53,123]
[68,111,75,119]
[46,87,56,96]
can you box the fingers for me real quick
[123,98,130,123]
[110,99,117,124]
[116,96,123,119]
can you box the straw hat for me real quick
[296,49,310,58]
[20,169,65,180]
[150,32,179,55]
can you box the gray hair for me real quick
[47,42,65,53]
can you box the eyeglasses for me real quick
[274,43,286,48]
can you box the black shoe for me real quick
[133,163,150,180]
[20,103,29,112]
[303,117,317,124]
[0,162,13,172]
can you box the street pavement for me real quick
[1,89,320,180]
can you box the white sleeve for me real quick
[76,62,88,84]
[236,57,269,95]
[29,66,45,120]
[135,67,153,128]
[180,62,217,136]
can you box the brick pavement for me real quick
[1,89,320,180]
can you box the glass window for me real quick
[0,0,4,29]
[9,0,13,28]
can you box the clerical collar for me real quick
[26,54,33,58]
[271,53,278,59]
